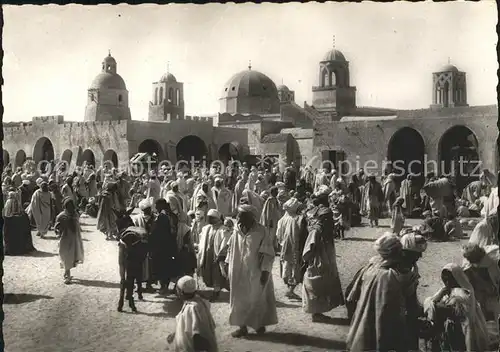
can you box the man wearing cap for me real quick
[146,171,161,210]
[399,232,428,351]
[26,180,52,238]
[212,176,232,218]
[132,198,156,293]
[347,233,407,352]
[260,186,282,252]
[198,209,230,301]
[167,275,218,352]
[226,204,277,337]
[302,191,344,322]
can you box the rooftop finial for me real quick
[167,61,170,73]
[332,35,336,50]
[248,60,252,70]
[281,78,283,84]
[448,56,451,65]
[108,49,111,56]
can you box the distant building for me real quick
[2,47,497,191]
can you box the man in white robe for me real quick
[211,177,233,218]
[198,209,231,301]
[246,166,259,191]
[168,275,218,352]
[146,172,161,210]
[226,205,278,337]
[27,181,52,238]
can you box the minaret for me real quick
[84,51,131,122]
[431,59,468,109]
[148,62,185,122]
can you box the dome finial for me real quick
[448,56,451,65]
[248,60,252,70]
[108,49,111,57]
[167,61,170,74]
[332,35,336,49]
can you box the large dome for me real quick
[222,69,278,99]
[90,73,127,90]
[322,49,346,62]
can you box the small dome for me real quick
[322,49,346,62]
[160,72,177,83]
[103,54,116,66]
[277,84,290,92]
[90,72,127,90]
[221,69,278,99]
[441,64,459,72]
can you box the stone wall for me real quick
[3,120,129,170]
[313,114,498,176]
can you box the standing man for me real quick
[226,205,278,338]
[27,180,52,238]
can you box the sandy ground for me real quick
[3,214,474,352]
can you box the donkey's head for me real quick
[113,207,135,235]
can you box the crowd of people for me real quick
[2,158,499,351]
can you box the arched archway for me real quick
[387,127,426,185]
[218,142,240,165]
[33,137,55,164]
[176,136,208,163]
[103,149,118,168]
[3,149,10,167]
[61,149,73,164]
[439,125,480,192]
[159,87,164,104]
[15,150,26,168]
[78,149,95,167]
[139,139,165,161]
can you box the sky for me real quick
[3,2,498,122]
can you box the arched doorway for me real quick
[33,137,55,164]
[103,149,118,168]
[33,137,55,173]
[218,142,240,165]
[2,149,10,167]
[387,127,426,185]
[176,136,208,164]
[439,125,480,192]
[15,150,26,168]
[61,149,72,164]
[78,149,96,167]
[138,139,165,161]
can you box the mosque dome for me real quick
[322,49,346,62]
[160,72,177,83]
[440,64,459,72]
[221,69,278,99]
[277,84,290,92]
[90,73,127,90]
[103,55,117,66]
[90,53,127,90]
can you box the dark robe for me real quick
[149,210,178,282]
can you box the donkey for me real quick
[114,208,149,312]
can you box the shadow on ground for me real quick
[276,300,301,308]
[342,237,376,242]
[26,250,58,257]
[4,293,54,304]
[72,279,120,289]
[163,298,184,317]
[246,331,347,350]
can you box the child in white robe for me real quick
[168,276,218,352]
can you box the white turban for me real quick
[22,180,30,186]
[374,233,402,259]
[237,204,259,219]
[177,276,197,294]
[400,233,428,253]
[207,209,221,218]
[275,182,285,188]
[138,198,152,211]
